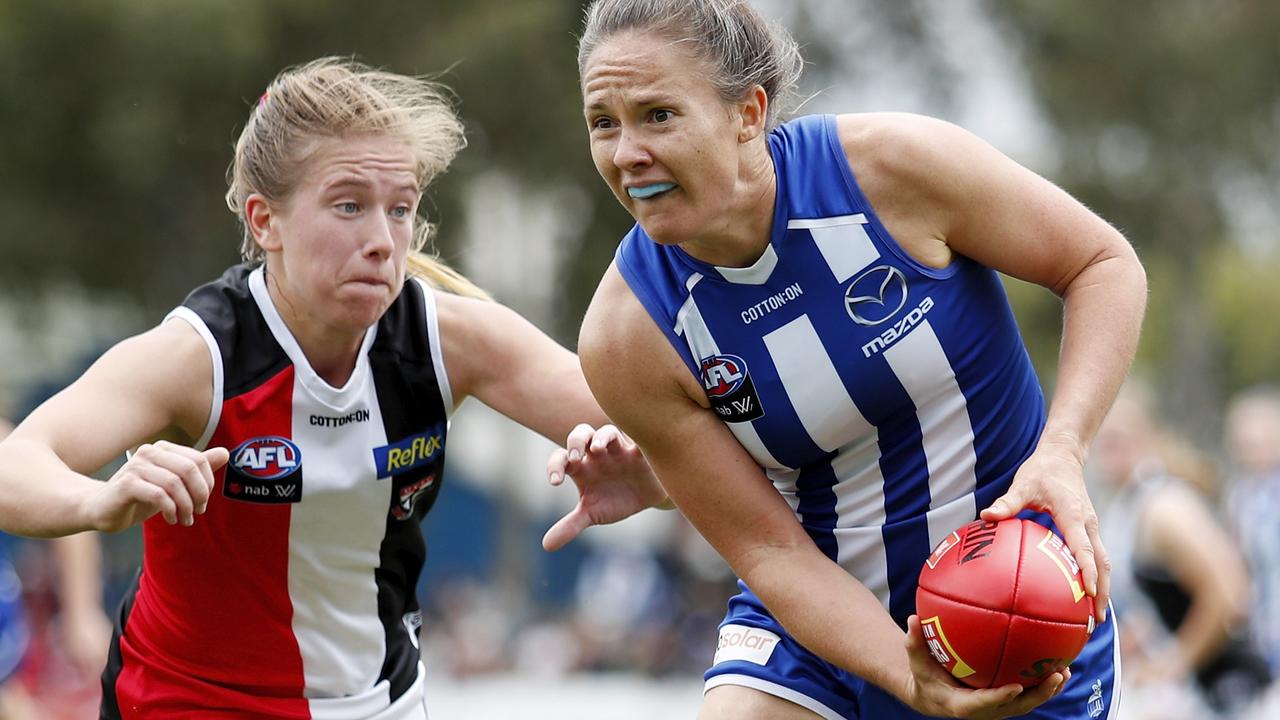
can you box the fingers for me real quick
[546,447,569,487]
[551,424,634,486]
[588,424,623,453]
[110,441,224,528]
[993,670,1066,718]
[979,488,1024,522]
[204,446,230,471]
[542,505,592,552]
[1056,503,1104,613]
[564,423,597,465]
[1088,518,1111,621]
[117,470,178,526]
[137,442,216,520]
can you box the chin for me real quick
[635,217,690,247]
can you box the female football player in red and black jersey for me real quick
[0,57,664,719]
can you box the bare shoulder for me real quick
[578,264,647,361]
[836,112,982,169]
[835,112,990,203]
[17,317,214,461]
[834,113,987,265]
[579,264,703,414]
[113,318,215,442]
[431,288,513,405]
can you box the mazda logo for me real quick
[844,265,908,326]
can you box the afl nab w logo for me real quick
[844,265,908,326]
[226,436,303,504]
[701,353,748,399]
[700,354,765,422]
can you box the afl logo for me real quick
[700,354,748,398]
[230,436,302,480]
[844,265,908,326]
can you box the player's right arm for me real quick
[578,263,1064,719]
[0,319,225,537]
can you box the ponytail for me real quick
[406,252,492,301]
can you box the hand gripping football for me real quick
[915,518,1095,688]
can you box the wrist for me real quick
[1036,427,1088,466]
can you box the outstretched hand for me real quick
[542,423,670,551]
[980,439,1109,622]
[901,615,1068,719]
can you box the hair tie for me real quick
[257,91,270,107]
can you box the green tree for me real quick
[993,0,1280,442]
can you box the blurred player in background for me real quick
[1094,382,1270,719]
[0,57,664,719]
[1223,387,1280,678]
[0,418,110,720]
[562,0,1146,717]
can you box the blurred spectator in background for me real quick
[1094,382,1271,719]
[1223,387,1280,677]
[0,417,110,720]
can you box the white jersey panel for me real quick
[762,316,873,454]
[882,320,979,551]
[679,296,790,471]
[289,379,393,698]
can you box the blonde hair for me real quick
[226,56,490,301]
[1116,378,1220,496]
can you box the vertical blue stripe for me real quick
[795,458,841,561]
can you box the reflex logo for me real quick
[225,436,303,504]
[699,354,765,423]
[373,424,445,480]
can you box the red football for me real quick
[915,518,1095,688]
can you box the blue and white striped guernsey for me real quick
[616,113,1047,625]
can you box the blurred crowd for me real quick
[5,379,1280,719]
[1091,382,1280,720]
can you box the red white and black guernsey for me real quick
[102,264,451,719]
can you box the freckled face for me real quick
[267,134,420,334]
[582,30,746,247]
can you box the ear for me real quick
[245,193,282,253]
[736,85,770,143]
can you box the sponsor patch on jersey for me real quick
[713,624,781,666]
[699,354,765,422]
[391,473,437,521]
[373,424,445,480]
[844,264,908,326]
[225,436,303,504]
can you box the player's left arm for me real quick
[51,533,112,678]
[433,289,668,548]
[1144,483,1251,678]
[848,114,1147,621]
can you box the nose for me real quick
[363,210,396,260]
[612,128,652,171]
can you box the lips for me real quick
[626,182,677,199]
[345,277,389,289]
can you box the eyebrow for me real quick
[320,176,418,195]
[585,94,670,112]
[321,176,373,193]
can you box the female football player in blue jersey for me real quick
[0,57,665,719]
[562,0,1147,718]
